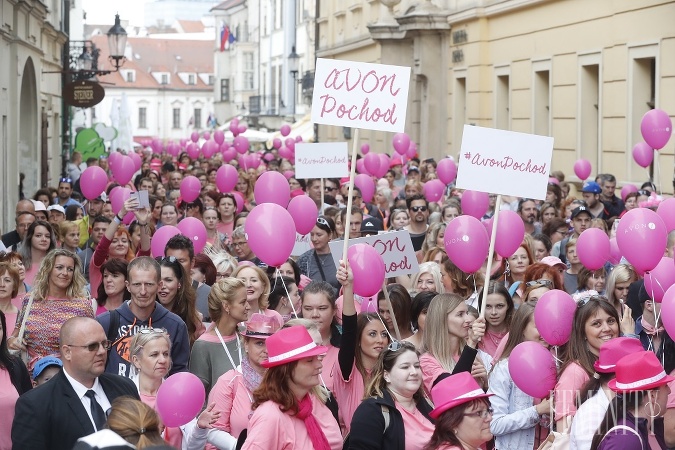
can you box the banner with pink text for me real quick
[456,125,554,200]
[311,58,411,133]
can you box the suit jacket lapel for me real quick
[57,371,96,435]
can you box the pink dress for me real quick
[207,370,253,445]
[332,360,366,435]
[554,361,589,422]
[395,400,435,450]
[241,395,342,450]
[0,368,19,450]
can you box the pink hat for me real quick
[429,372,493,419]
[243,313,280,339]
[390,157,402,168]
[340,177,350,187]
[261,325,327,368]
[541,256,566,270]
[608,351,675,393]
[594,337,645,373]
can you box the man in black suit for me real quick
[11,317,139,450]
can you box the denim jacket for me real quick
[488,359,542,450]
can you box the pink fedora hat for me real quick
[243,313,280,340]
[429,372,493,419]
[594,337,644,374]
[261,325,328,368]
[608,351,674,393]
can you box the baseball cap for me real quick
[360,218,384,236]
[540,256,566,270]
[407,166,420,174]
[33,356,63,380]
[47,205,66,215]
[571,206,592,220]
[581,181,602,194]
[31,200,47,212]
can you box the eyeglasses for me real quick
[410,206,428,212]
[66,340,112,352]
[463,408,493,419]
[324,186,337,192]
[59,177,73,184]
[216,272,230,279]
[555,229,569,235]
[232,241,247,247]
[138,327,168,335]
[526,279,553,288]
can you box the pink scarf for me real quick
[641,317,664,336]
[295,395,330,450]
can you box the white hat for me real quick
[31,200,47,212]
[47,205,66,215]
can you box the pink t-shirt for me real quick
[322,345,339,392]
[217,222,234,240]
[139,390,182,448]
[554,361,589,421]
[420,352,452,395]
[241,395,342,450]
[332,360,366,435]
[207,370,253,445]
[24,264,40,286]
[4,311,17,336]
[395,400,435,450]
[0,368,19,450]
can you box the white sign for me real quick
[456,125,554,200]
[295,143,349,179]
[328,230,419,278]
[292,233,313,257]
[311,58,411,133]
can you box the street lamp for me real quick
[288,46,300,115]
[107,13,128,71]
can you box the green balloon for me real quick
[75,128,105,159]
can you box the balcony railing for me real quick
[249,95,283,115]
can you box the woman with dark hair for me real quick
[348,341,434,449]
[377,284,414,340]
[531,234,552,261]
[542,217,570,246]
[241,326,342,449]
[33,189,52,209]
[0,309,32,449]
[160,203,179,227]
[0,252,30,310]
[192,253,217,286]
[216,193,237,238]
[64,205,83,221]
[297,216,339,290]
[479,281,514,357]
[157,256,204,346]
[268,276,301,323]
[405,291,436,350]
[575,267,606,296]
[441,259,485,308]
[18,220,57,285]
[268,258,301,286]
[95,258,130,315]
[203,207,228,251]
[0,263,21,336]
[492,243,535,304]
[423,372,494,450]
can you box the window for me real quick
[454,74,467,153]
[125,71,135,82]
[221,79,230,102]
[188,74,195,85]
[495,69,510,130]
[161,74,168,85]
[578,53,601,168]
[172,108,181,129]
[208,75,215,86]
[533,63,551,136]
[139,107,147,129]
[243,53,254,90]
[194,108,202,128]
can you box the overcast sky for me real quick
[82,0,147,26]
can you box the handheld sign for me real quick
[311,58,411,133]
[295,143,349,179]
[328,230,419,278]
[292,233,313,257]
[456,125,554,200]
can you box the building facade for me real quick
[317,0,675,191]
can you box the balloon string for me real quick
[275,268,297,318]
[553,346,563,367]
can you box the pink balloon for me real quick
[222,146,237,162]
[576,228,610,270]
[180,176,201,202]
[273,138,282,149]
[461,190,489,219]
[190,131,199,143]
[356,159,369,175]
[295,136,303,143]
[354,173,375,203]
[361,143,370,155]
[621,184,638,202]
[156,372,205,427]
[437,159,457,185]
[229,118,239,133]
[245,203,296,267]
[202,131,211,141]
[151,225,181,258]
[363,153,381,176]
[238,124,247,134]
[632,142,654,168]
[216,165,238,193]
[283,170,294,180]
[348,244,385,297]
[179,138,188,147]
[287,195,319,235]
[109,187,131,215]
[232,191,245,214]
[406,143,417,159]
[641,109,673,150]
[495,210,526,258]
[608,237,623,265]
[108,151,121,166]
[254,171,291,207]
[128,152,142,171]
[278,146,294,160]
[643,257,675,303]
[111,155,135,185]
[186,143,200,159]
[662,285,675,336]
[202,140,217,158]
[534,290,577,346]
[573,159,592,180]
[392,133,410,155]
[424,179,445,202]
[444,215,489,273]
[616,208,667,273]
[284,138,296,151]
[233,136,250,154]
[376,154,390,178]
[657,198,675,232]
[213,130,225,145]
[280,124,291,137]
[509,341,557,398]
[80,166,108,200]
[177,217,208,254]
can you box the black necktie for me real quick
[85,389,107,430]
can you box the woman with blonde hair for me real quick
[106,397,167,449]
[232,264,284,327]
[235,170,255,211]
[204,248,238,281]
[410,262,444,294]
[605,263,637,315]
[57,221,81,255]
[441,259,485,308]
[8,248,93,371]
[421,222,446,256]
[190,278,250,395]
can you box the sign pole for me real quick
[480,194,502,317]
[381,282,402,341]
[342,129,360,260]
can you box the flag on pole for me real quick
[219,24,228,52]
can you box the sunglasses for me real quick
[317,217,330,227]
[387,340,415,352]
[138,327,168,335]
[525,279,554,288]
[324,186,337,192]
[410,206,428,212]
[66,340,112,352]
[59,177,73,184]
[156,256,178,263]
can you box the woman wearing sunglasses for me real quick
[348,340,434,449]
[297,216,340,291]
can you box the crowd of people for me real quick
[0,145,673,450]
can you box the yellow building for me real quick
[317,0,675,191]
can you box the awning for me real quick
[267,114,316,146]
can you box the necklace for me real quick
[486,329,507,347]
